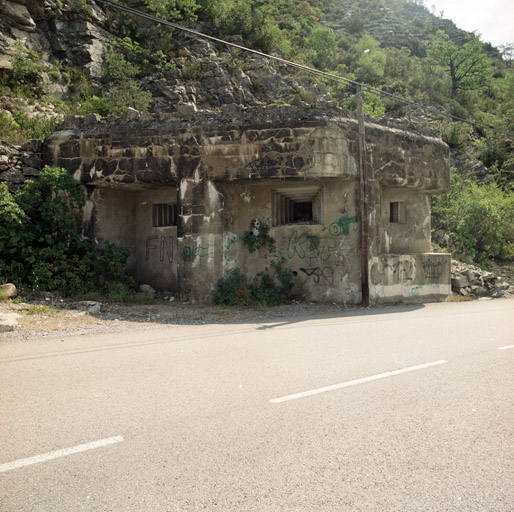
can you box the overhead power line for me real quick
[94,0,513,138]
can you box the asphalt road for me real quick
[1,299,513,511]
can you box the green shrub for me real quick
[81,81,152,117]
[68,0,93,16]
[182,61,205,80]
[241,219,275,254]
[432,171,514,263]
[0,110,57,144]
[212,268,250,306]
[10,41,49,85]
[103,52,140,84]
[0,166,135,296]
[441,122,472,149]
[212,262,293,308]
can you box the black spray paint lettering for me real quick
[299,267,334,285]
[383,261,414,283]
[422,260,443,281]
[146,236,174,263]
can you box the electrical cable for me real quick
[94,0,513,138]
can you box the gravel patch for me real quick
[0,299,374,342]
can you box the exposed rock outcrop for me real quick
[0,139,44,192]
[451,260,514,298]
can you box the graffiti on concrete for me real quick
[183,243,209,260]
[383,260,415,283]
[287,216,359,263]
[224,235,243,261]
[324,216,359,236]
[224,216,358,269]
[287,231,336,262]
[423,260,444,282]
[299,267,334,285]
[411,285,422,296]
[146,235,174,263]
[411,283,441,296]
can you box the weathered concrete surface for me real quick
[369,253,452,303]
[43,106,451,305]
[44,107,449,191]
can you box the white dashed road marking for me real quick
[0,436,124,473]
[497,345,514,350]
[270,360,448,404]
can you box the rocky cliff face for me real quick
[0,0,111,77]
[0,0,332,117]
[0,0,334,190]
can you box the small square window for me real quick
[153,203,177,227]
[273,187,321,226]
[389,201,404,223]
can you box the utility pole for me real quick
[356,85,370,306]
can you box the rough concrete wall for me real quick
[380,187,432,254]
[177,178,225,302]
[93,187,137,270]
[134,188,178,292]
[369,253,451,303]
[219,180,362,305]
[44,109,449,193]
[42,108,451,304]
[93,186,179,292]
[365,122,450,192]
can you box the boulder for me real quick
[0,283,17,299]
[0,312,21,332]
[139,284,156,299]
[75,301,102,313]
[2,1,36,31]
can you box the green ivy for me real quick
[241,219,276,254]
[212,220,293,307]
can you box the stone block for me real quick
[452,275,469,289]
[0,313,21,332]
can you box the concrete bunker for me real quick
[44,106,451,304]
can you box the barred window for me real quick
[152,203,177,227]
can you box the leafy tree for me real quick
[498,43,514,67]
[427,32,492,95]
[353,35,386,84]
[308,27,336,70]
[496,70,514,132]
[432,171,514,262]
[142,0,199,21]
[0,184,27,279]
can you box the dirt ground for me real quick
[0,297,370,342]
[3,288,512,343]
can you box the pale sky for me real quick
[427,0,513,47]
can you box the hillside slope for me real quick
[0,0,512,270]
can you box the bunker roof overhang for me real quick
[44,106,450,193]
